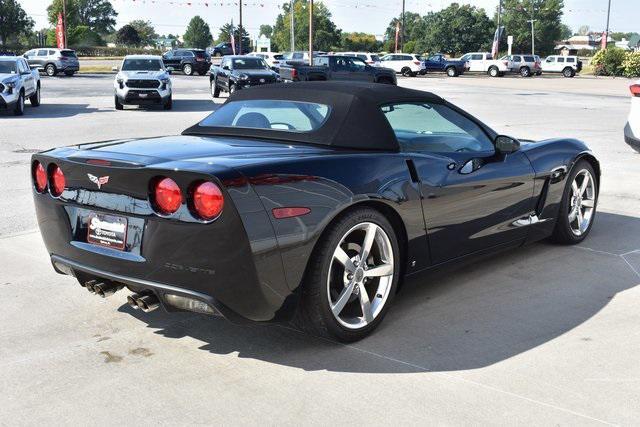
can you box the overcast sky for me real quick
[19,0,639,39]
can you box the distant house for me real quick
[554,35,597,56]
[154,37,178,50]
[625,34,640,52]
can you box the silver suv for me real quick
[113,55,172,110]
[501,54,542,77]
[23,48,80,76]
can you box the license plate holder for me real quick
[87,213,127,251]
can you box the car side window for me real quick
[512,55,521,62]
[471,54,483,60]
[185,51,195,57]
[18,59,29,74]
[25,50,36,57]
[49,50,56,55]
[351,58,366,70]
[546,57,555,62]
[314,57,329,67]
[460,54,470,61]
[566,57,575,63]
[557,57,565,63]
[381,103,494,154]
[37,50,48,56]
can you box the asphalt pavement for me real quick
[0,73,639,425]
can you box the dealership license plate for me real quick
[87,213,127,250]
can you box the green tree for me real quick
[129,20,157,47]
[69,25,103,46]
[47,0,117,35]
[382,12,423,52]
[216,22,250,48]
[421,4,493,55]
[115,24,140,47]
[559,23,572,40]
[259,24,273,39]
[0,0,35,46]
[183,15,212,49]
[272,0,341,52]
[341,32,381,52]
[499,0,565,56]
[610,31,639,41]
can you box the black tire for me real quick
[488,66,499,77]
[45,64,57,77]
[14,92,25,116]
[163,94,172,110]
[29,84,41,106]
[551,160,598,245]
[182,63,193,76]
[401,67,413,77]
[520,66,531,77]
[211,79,220,98]
[293,207,401,342]
[64,71,75,76]
[536,71,542,76]
[562,67,575,78]
[114,95,123,110]
[446,66,458,77]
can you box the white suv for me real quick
[542,55,582,78]
[625,81,640,153]
[113,55,172,110]
[380,53,425,77]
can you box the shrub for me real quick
[591,47,627,76]
[622,51,640,78]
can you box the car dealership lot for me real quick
[1,75,639,425]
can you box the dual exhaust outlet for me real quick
[82,279,160,313]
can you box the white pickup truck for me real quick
[459,52,511,77]
[0,56,41,116]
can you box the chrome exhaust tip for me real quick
[136,294,160,313]
[127,294,141,309]
[94,282,123,298]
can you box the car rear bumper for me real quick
[624,122,640,151]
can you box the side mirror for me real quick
[111,66,119,72]
[495,135,520,154]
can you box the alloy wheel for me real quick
[327,222,394,330]
[184,64,192,75]
[568,169,596,236]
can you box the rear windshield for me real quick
[122,59,163,71]
[0,61,17,74]
[232,57,268,69]
[199,100,331,133]
[61,50,77,58]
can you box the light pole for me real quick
[527,19,537,55]
[308,0,313,65]
[401,0,405,52]
[290,0,295,51]
[604,0,612,49]
[239,0,243,54]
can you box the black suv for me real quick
[209,42,248,57]
[210,55,280,97]
[161,49,209,76]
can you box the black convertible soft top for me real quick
[182,81,445,151]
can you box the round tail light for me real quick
[33,161,47,193]
[49,164,65,197]
[191,181,223,220]
[153,177,182,215]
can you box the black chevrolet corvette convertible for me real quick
[32,82,600,341]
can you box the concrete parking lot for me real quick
[1,74,639,425]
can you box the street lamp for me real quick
[527,19,537,55]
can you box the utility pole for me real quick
[239,0,243,54]
[527,19,537,55]
[62,0,67,48]
[308,0,313,65]
[401,0,405,52]
[604,0,612,49]
[290,0,295,51]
